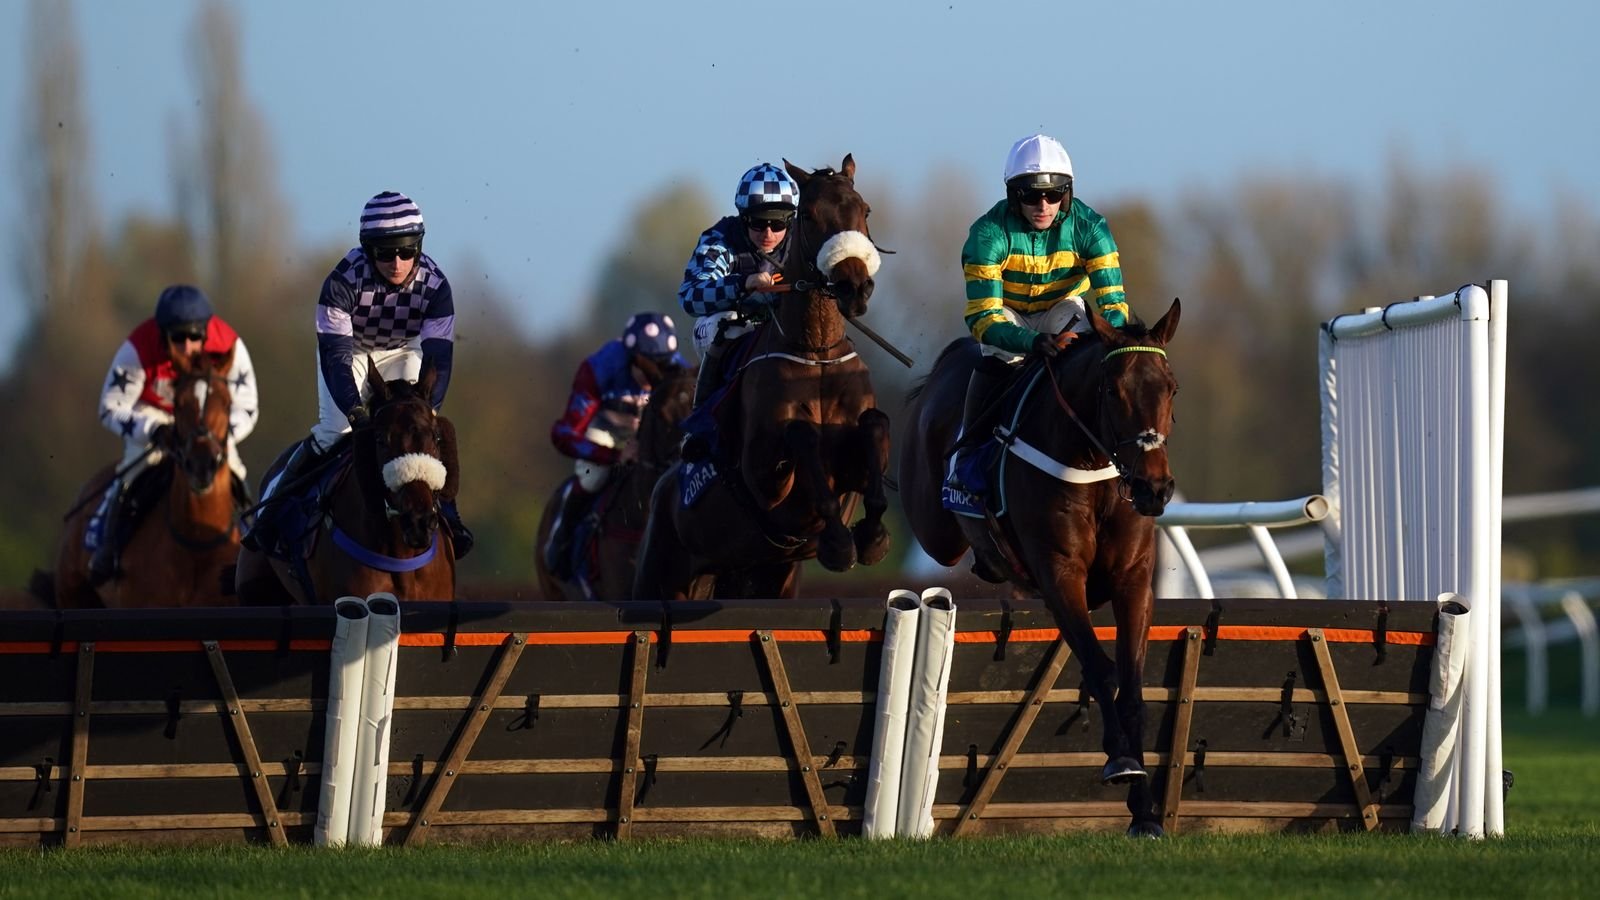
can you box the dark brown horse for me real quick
[633,155,893,600]
[901,299,1180,837]
[535,363,696,601]
[56,348,240,608]
[234,362,458,605]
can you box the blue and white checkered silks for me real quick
[733,164,799,212]
[360,191,426,241]
[622,312,679,359]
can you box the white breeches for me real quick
[574,458,612,493]
[311,343,423,451]
[693,311,755,356]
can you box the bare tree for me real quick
[184,0,287,300]
[14,0,92,314]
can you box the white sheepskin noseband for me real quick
[816,231,881,278]
[383,452,447,492]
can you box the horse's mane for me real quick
[906,338,971,403]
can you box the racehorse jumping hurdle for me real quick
[0,597,1434,846]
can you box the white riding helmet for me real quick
[1003,134,1074,191]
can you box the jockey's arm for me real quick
[961,218,1037,355]
[315,275,363,416]
[678,227,747,318]
[419,278,456,409]
[550,361,619,466]
[99,339,168,444]
[1077,212,1131,328]
[226,336,260,444]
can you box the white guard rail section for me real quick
[1319,281,1507,838]
[315,593,405,847]
[863,588,957,839]
[1156,495,1330,599]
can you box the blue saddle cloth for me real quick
[941,438,1001,518]
[247,449,349,560]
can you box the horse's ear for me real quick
[1088,301,1120,343]
[365,356,388,403]
[211,343,236,376]
[840,154,855,181]
[1150,298,1181,345]
[416,358,437,403]
[783,159,810,188]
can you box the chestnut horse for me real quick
[900,299,1180,837]
[534,363,696,601]
[56,348,240,608]
[234,362,458,605]
[633,155,892,600]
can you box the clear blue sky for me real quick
[2,0,1595,348]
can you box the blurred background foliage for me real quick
[6,0,1599,595]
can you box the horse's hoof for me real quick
[1101,757,1148,785]
[1126,821,1165,839]
[853,523,891,566]
[818,546,857,572]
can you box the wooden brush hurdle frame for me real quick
[0,597,1432,846]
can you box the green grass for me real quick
[3,711,1596,899]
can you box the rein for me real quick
[1041,345,1169,481]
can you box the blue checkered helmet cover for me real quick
[622,312,679,360]
[154,284,214,329]
[733,164,799,212]
[359,190,426,242]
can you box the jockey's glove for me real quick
[347,405,372,430]
[1031,332,1062,358]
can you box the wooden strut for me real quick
[754,631,836,837]
[1308,628,1380,831]
[953,638,1073,836]
[203,642,287,846]
[614,631,651,840]
[63,642,94,848]
[1160,627,1204,833]
[403,632,528,846]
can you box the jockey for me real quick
[246,190,473,557]
[945,134,1133,507]
[89,285,259,584]
[676,162,799,459]
[545,312,686,581]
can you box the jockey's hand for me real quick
[1032,332,1063,358]
[347,405,372,430]
[150,424,174,450]
[744,272,775,293]
[619,438,640,464]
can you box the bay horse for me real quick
[534,363,696,601]
[234,361,458,605]
[900,299,1180,837]
[633,155,893,601]
[55,348,240,608]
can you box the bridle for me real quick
[1041,344,1172,491]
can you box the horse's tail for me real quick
[906,338,972,404]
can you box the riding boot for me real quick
[87,478,126,586]
[544,480,594,581]
[681,342,728,462]
[241,439,322,552]
[438,499,475,559]
[947,357,1012,491]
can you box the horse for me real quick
[633,155,893,601]
[534,363,696,601]
[234,361,458,605]
[900,298,1181,837]
[55,347,241,608]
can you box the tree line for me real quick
[7,0,1599,593]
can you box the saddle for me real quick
[248,446,353,563]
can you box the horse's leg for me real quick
[1112,582,1163,836]
[235,545,294,606]
[849,407,892,567]
[632,473,695,602]
[784,419,854,572]
[1037,571,1140,783]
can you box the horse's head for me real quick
[637,363,697,467]
[363,360,447,550]
[169,347,233,494]
[783,155,881,318]
[1087,299,1181,516]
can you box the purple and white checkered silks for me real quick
[360,191,425,240]
[733,164,799,211]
